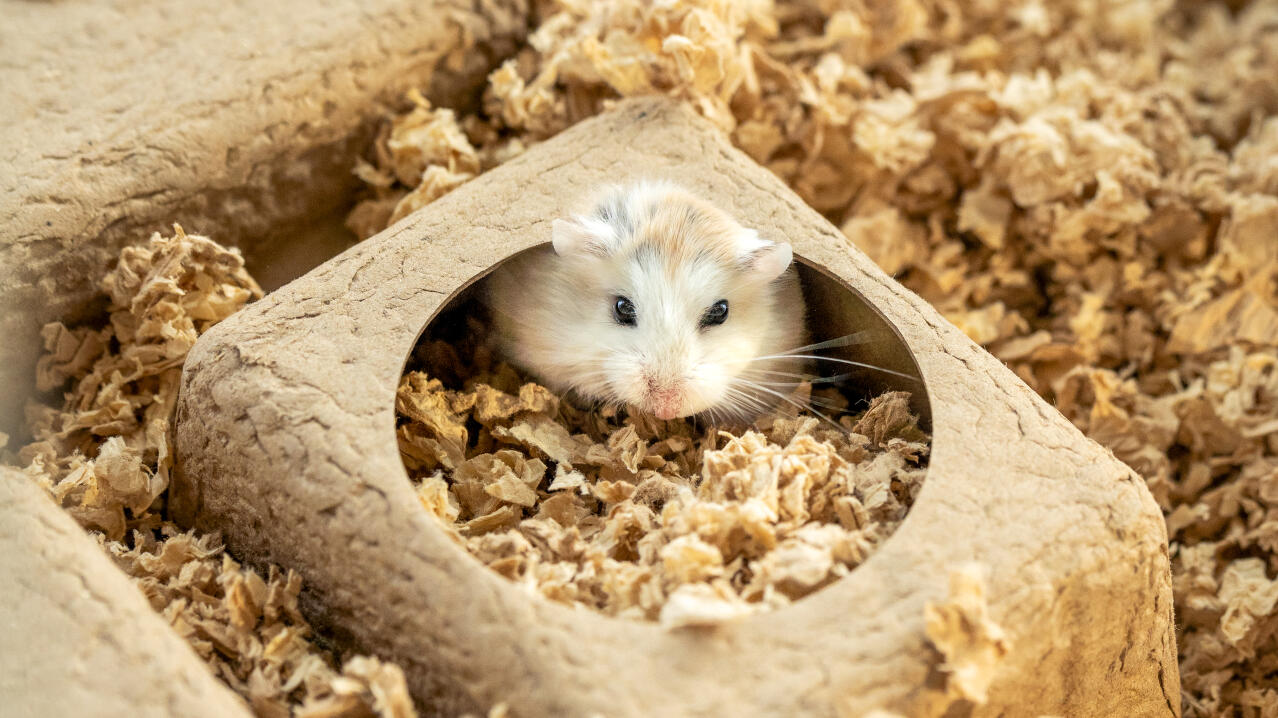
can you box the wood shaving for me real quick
[347,89,482,239]
[15,228,418,718]
[354,1,1278,712]
[923,565,1011,705]
[396,324,929,627]
[5,0,1274,713]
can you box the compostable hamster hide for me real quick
[0,467,253,718]
[0,0,527,442]
[173,98,1178,717]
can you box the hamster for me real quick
[483,180,807,423]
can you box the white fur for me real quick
[750,242,792,282]
[551,217,616,256]
[484,182,807,422]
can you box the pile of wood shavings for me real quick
[351,1,1278,712]
[11,228,418,718]
[397,326,928,628]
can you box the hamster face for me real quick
[571,241,786,419]
[486,181,807,422]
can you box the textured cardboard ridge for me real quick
[174,98,1178,716]
[0,468,253,718]
[0,0,528,438]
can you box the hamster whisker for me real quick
[730,379,847,412]
[561,366,623,394]
[720,386,776,419]
[721,385,772,411]
[725,382,847,432]
[704,393,760,427]
[738,368,856,386]
[746,354,920,382]
[778,331,878,354]
[738,368,813,378]
[706,398,755,427]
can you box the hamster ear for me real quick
[551,217,609,257]
[738,229,793,281]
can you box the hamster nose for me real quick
[648,385,684,420]
[652,403,681,420]
[642,371,686,419]
[652,405,679,420]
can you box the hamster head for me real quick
[516,181,806,421]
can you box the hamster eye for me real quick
[701,299,729,327]
[613,296,637,326]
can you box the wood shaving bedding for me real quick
[350,0,1278,713]
[396,323,929,627]
[5,0,1273,714]
[13,228,418,718]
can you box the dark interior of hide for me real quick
[402,246,931,432]
[793,260,931,431]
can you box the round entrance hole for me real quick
[393,248,933,627]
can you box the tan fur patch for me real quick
[612,186,746,278]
